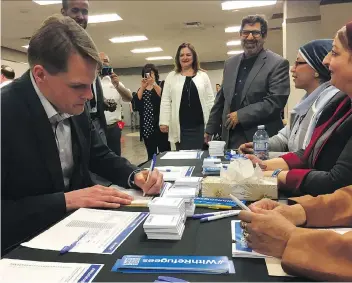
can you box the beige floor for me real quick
[121,127,148,166]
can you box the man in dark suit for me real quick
[1,15,163,255]
[205,15,290,149]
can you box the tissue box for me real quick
[201,176,278,201]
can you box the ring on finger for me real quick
[243,231,250,241]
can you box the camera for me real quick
[100,66,113,77]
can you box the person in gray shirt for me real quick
[239,39,340,154]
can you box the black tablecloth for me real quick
[4,151,308,282]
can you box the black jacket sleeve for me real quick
[89,120,138,187]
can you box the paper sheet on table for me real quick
[111,185,153,207]
[21,208,148,254]
[161,151,203,160]
[154,166,195,181]
[265,227,352,277]
[111,182,173,207]
[0,259,103,283]
[265,258,292,277]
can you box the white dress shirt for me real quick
[30,72,74,188]
[102,76,129,125]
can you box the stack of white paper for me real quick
[174,177,202,194]
[208,141,226,157]
[202,157,223,176]
[143,214,185,240]
[162,180,199,217]
[148,197,186,217]
[185,200,196,217]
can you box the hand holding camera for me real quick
[110,73,120,88]
[104,99,117,112]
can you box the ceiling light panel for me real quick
[89,13,122,24]
[109,36,148,43]
[131,47,163,53]
[225,26,241,33]
[146,56,173,61]
[227,50,243,55]
[32,1,61,5]
[227,40,241,46]
[222,1,277,10]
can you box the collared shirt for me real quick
[0,80,13,89]
[90,79,98,113]
[30,72,74,188]
[230,53,259,112]
[102,76,129,125]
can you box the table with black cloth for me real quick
[3,151,308,282]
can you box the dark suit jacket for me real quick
[282,92,352,196]
[94,77,108,134]
[1,71,138,255]
[206,49,290,147]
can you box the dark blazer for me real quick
[94,77,108,134]
[282,92,352,196]
[206,49,290,147]
[1,71,138,255]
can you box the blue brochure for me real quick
[111,255,235,274]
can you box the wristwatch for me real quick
[271,169,283,178]
[127,168,142,188]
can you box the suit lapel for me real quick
[239,49,267,106]
[21,71,65,192]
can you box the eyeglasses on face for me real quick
[240,30,262,38]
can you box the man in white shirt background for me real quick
[0,65,15,88]
[100,52,132,156]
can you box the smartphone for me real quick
[101,66,113,77]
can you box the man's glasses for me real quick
[294,61,308,67]
[240,30,262,38]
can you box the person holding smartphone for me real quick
[135,64,170,160]
[100,52,132,156]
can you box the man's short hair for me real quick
[1,65,15,80]
[62,0,89,10]
[28,14,101,74]
[240,15,268,38]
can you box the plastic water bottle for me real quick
[253,125,269,160]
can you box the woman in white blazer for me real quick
[159,43,215,150]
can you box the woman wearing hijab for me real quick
[246,23,352,197]
[238,22,352,281]
[239,39,340,154]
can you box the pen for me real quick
[144,153,157,197]
[200,211,240,222]
[192,210,239,219]
[157,169,171,172]
[229,194,251,211]
[60,231,88,255]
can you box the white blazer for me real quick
[159,70,215,143]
